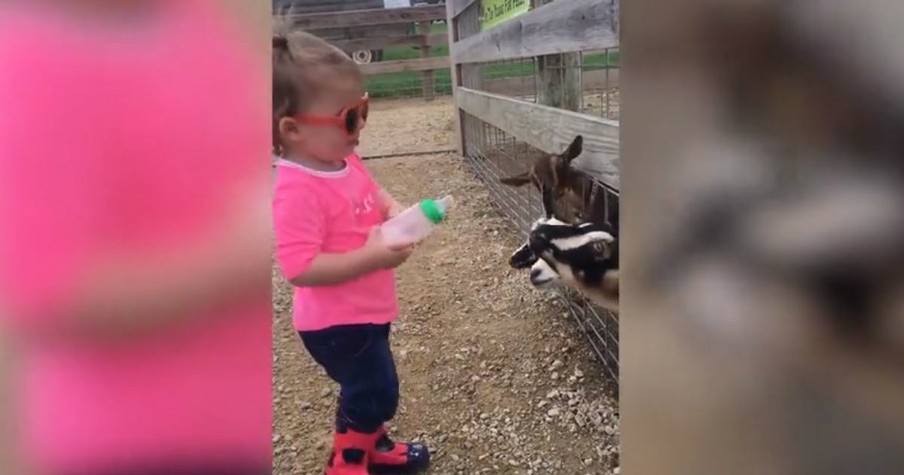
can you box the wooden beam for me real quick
[313,24,410,42]
[274,0,385,15]
[452,0,619,64]
[456,87,620,187]
[359,56,450,75]
[362,148,456,160]
[533,0,581,111]
[289,4,446,29]
[418,21,436,101]
[330,33,447,52]
[448,0,479,20]
[445,0,465,155]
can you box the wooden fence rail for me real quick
[456,87,620,188]
[289,4,447,29]
[447,0,621,188]
[358,56,450,75]
[452,0,618,64]
[331,32,447,52]
[290,4,452,99]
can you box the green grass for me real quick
[365,23,619,99]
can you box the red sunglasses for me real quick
[295,93,369,136]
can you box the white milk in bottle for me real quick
[380,195,453,247]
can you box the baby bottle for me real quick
[381,195,453,247]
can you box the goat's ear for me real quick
[500,171,532,187]
[561,135,583,162]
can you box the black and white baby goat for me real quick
[510,217,619,314]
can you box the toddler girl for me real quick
[271,29,430,475]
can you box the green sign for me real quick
[481,0,530,30]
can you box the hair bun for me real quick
[273,36,289,50]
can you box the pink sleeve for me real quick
[272,180,326,281]
[0,35,103,327]
[0,156,99,326]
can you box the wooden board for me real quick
[418,20,436,100]
[330,32,447,52]
[452,0,619,64]
[358,56,450,75]
[289,4,446,29]
[456,87,620,188]
[312,24,411,43]
[448,0,480,19]
[446,0,466,155]
[532,0,580,111]
[273,0,385,15]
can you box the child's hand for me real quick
[363,227,415,269]
[386,202,405,220]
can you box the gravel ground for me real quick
[272,99,620,475]
[355,97,456,158]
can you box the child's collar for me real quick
[275,156,349,178]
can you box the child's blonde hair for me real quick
[272,20,362,155]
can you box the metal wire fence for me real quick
[366,66,454,100]
[461,111,621,382]
[470,49,620,121]
[449,0,620,382]
[581,48,621,121]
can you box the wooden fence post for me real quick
[448,0,484,156]
[532,0,581,111]
[446,1,464,155]
[418,20,436,101]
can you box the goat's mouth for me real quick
[511,255,539,269]
[529,266,559,288]
[509,244,539,269]
[531,276,557,288]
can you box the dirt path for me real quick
[273,153,619,475]
[355,97,456,158]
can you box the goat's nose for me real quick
[530,267,542,281]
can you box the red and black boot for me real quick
[368,425,431,474]
[324,426,373,475]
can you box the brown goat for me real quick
[499,135,611,224]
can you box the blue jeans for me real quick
[300,323,399,433]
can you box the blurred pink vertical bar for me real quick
[0,1,271,474]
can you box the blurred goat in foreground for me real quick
[624,1,904,474]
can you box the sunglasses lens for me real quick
[345,109,359,134]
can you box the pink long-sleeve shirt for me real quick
[272,155,399,331]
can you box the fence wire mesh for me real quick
[581,48,620,120]
[451,0,620,383]
[454,2,620,385]
[366,69,453,100]
[480,57,539,102]
[468,49,620,119]
[461,113,620,382]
